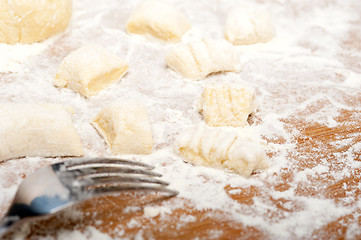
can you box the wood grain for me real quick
[1,1,361,239]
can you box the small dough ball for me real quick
[126,0,191,42]
[0,103,83,162]
[175,124,268,176]
[225,6,274,45]
[143,206,161,218]
[54,44,129,98]
[0,0,72,44]
[199,85,256,127]
[165,39,240,80]
[92,101,153,155]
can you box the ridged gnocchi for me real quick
[126,0,191,42]
[225,6,274,45]
[175,124,268,176]
[165,39,240,80]
[92,101,153,155]
[54,44,129,97]
[199,85,256,127]
[0,104,83,162]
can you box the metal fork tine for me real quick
[66,166,162,177]
[90,185,179,197]
[77,173,170,186]
[0,157,178,236]
[65,157,154,171]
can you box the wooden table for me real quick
[1,0,361,239]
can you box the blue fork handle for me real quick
[0,216,17,238]
[0,203,35,238]
[0,196,70,238]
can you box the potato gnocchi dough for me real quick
[54,45,129,97]
[0,104,83,162]
[225,6,274,45]
[92,101,153,155]
[199,85,256,127]
[165,40,240,80]
[175,124,268,176]
[126,0,191,42]
[0,0,72,44]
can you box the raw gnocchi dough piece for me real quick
[126,0,191,42]
[165,40,240,80]
[0,103,83,162]
[225,6,274,45]
[0,0,72,44]
[175,124,268,176]
[92,101,153,155]
[54,45,129,97]
[199,85,256,127]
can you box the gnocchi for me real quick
[0,0,72,44]
[165,39,240,80]
[54,44,129,97]
[126,0,191,42]
[92,101,153,155]
[0,104,83,162]
[175,124,268,176]
[225,6,274,45]
[199,85,256,127]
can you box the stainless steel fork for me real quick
[0,157,178,237]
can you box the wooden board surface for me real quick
[1,0,361,239]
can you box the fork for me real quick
[0,157,178,237]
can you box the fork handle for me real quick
[0,216,17,238]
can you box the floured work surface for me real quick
[0,0,361,239]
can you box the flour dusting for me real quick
[1,0,361,239]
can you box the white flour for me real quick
[1,0,361,239]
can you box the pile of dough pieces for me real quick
[126,0,272,176]
[1,0,273,176]
[0,100,153,162]
[125,0,274,80]
[125,0,274,45]
[175,86,269,176]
